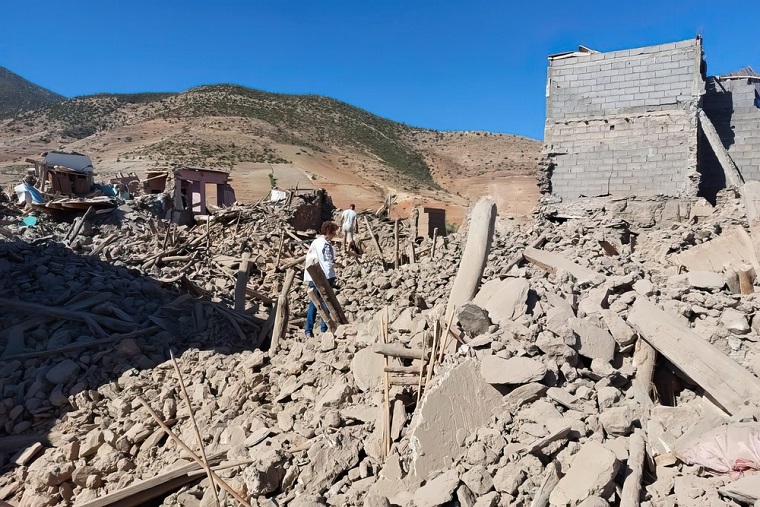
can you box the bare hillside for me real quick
[0,84,541,221]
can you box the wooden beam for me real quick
[271,269,296,353]
[620,430,646,507]
[363,216,385,267]
[234,253,251,312]
[371,343,428,360]
[305,264,347,325]
[628,297,760,415]
[698,109,744,187]
[307,288,336,332]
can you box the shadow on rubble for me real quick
[0,236,266,467]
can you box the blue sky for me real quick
[1,1,756,140]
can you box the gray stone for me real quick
[549,440,620,505]
[45,359,80,385]
[569,318,616,362]
[410,360,503,480]
[472,278,530,325]
[600,310,637,346]
[299,430,361,493]
[721,309,750,334]
[413,469,459,507]
[457,304,492,336]
[599,406,635,436]
[492,463,525,495]
[351,347,384,392]
[460,465,493,495]
[687,271,725,290]
[480,355,546,385]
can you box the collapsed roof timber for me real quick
[542,37,760,203]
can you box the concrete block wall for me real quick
[702,77,760,182]
[543,39,702,200]
[546,111,695,197]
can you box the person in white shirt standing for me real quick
[341,204,358,253]
[304,221,339,338]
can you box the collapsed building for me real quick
[541,37,760,203]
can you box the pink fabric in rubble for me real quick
[676,422,760,474]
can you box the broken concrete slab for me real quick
[569,318,616,362]
[629,297,760,415]
[687,271,725,290]
[413,469,460,507]
[671,226,760,272]
[410,359,504,480]
[472,277,530,325]
[549,440,620,506]
[351,347,385,392]
[524,247,606,286]
[480,355,546,385]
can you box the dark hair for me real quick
[350,204,355,210]
[321,221,339,236]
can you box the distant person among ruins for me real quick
[304,221,339,338]
[341,204,358,253]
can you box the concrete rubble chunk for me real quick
[523,247,606,286]
[461,465,494,495]
[472,277,530,325]
[299,430,361,493]
[721,308,750,334]
[45,359,80,385]
[457,303,492,336]
[410,360,504,480]
[569,318,616,362]
[480,355,546,385]
[600,310,637,347]
[351,347,385,391]
[413,469,460,507]
[687,271,725,290]
[549,440,620,506]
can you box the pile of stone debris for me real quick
[4,186,760,507]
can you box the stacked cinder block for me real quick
[703,76,760,184]
[543,39,703,200]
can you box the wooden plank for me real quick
[305,264,347,325]
[76,457,222,507]
[628,297,760,415]
[523,247,606,286]
[363,216,385,266]
[270,269,296,353]
[698,109,744,187]
[307,288,336,332]
[371,343,427,360]
[672,225,760,273]
[234,252,251,312]
[620,430,646,507]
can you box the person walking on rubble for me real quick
[304,221,339,338]
[341,204,358,254]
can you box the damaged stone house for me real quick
[541,37,760,203]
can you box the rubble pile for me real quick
[4,189,760,507]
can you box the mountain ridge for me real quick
[0,74,541,220]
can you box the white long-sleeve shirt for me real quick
[304,235,335,282]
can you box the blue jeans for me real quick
[305,278,336,335]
